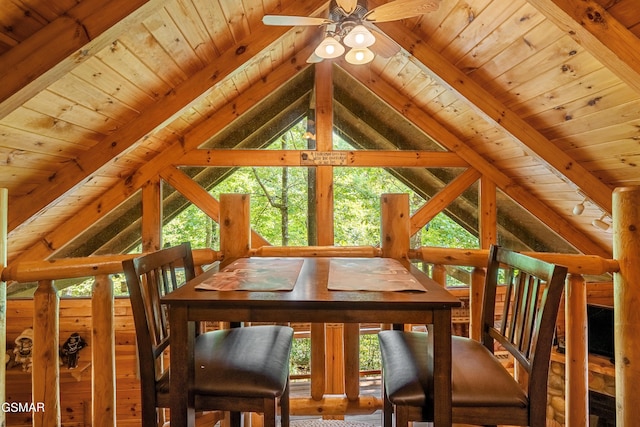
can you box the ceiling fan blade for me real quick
[262,15,332,26]
[363,0,441,22]
[369,28,401,58]
[335,0,359,15]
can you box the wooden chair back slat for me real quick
[483,246,567,398]
[123,243,195,388]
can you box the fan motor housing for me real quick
[330,0,368,21]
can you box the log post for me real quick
[219,193,251,267]
[613,186,640,425]
[310,323,325,400]
[326,323,345,405]
[141,176,162,251]
[432,264,447,286]
[314,60,334,246]
[565,273,588,427]
[314,61,337,404]
[381,194,410,267]
[92,275,116,427]
[32,280,61,427]
[344,323,360,400]
[0,188,7,426]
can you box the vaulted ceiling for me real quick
[2,0,640,265]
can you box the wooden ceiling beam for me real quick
[179,149,468,167]
[376,21,614,215]
[0,0,168,120]
[343,62,610,258]
[10,43,315,263]
[527,0,640,95]
[410,168,482,235]
[7,0,326,235]
[159,166,270,248]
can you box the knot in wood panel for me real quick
[585,7,605,25]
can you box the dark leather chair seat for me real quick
[156,325,293,399]
[193,325,293,397]
[379,331,527,409]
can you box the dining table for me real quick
[161,256,461,427]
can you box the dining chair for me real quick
[123,242,294,427]
[378,245,568,427]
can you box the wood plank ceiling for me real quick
[2,0,640,265]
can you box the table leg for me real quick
[432,309,452,426]
[169,306,195,427]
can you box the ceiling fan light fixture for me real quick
[345,47,374,64]
[343,25,375,48]
[315,36,345,59]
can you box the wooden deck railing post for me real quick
[0,188,7,427]
[432,264,447,286]
[381,193,410,266]
[92,274,116,427]
[613,186,640,425]
[219,193,251,266]
[32,280,61,427]
[565,273,588,427]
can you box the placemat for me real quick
[327,258,426,292]
[195,258,303,291]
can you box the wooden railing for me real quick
[0,245,622,426]
[1,249,220,427]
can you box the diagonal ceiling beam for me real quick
[0,0,168,120]
[10,44,315,263]
[160,166,270,248]
[526,0,640,95]
[7,0,327,234]
[343,62,610,258]
[376,21,614,215]
[410,168,482,235]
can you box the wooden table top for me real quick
[162,257,461,318]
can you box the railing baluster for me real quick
[565,273,588,427]
[92,274,116,426]
[33,279,61,427]
[310,323,325,400]
[344,323,360,400]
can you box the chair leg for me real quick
[396,406,410,427]
[383,397,393,427]
[141,402,159,427]
[263,397,277,427]
[381,368,393,427]
[230,411,242,427]
[280,378,290,427]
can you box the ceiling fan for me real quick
[263,0,441,65]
